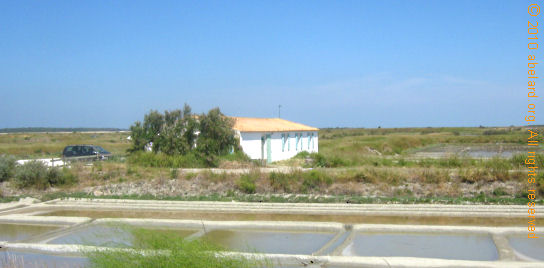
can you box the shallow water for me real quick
[0,250,88,268]
[342,232,498,261]
[202,229,335,254]
[36,209,535,226]
[508,236,544,260]
[48,224,197,247]
[0,223,61,242]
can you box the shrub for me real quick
[170,169,178,179]
[269,172,293,192]
[353,171,376,183]
[338,171,376,183]
[0,155,16,182]
[301,170,332,192]
[14,161,50,189]
[236,174,257,194]
[48,167,78,186]
[308,153,347,168]
[459,169,491,184]
[293,151,310,159]
[14,161,76,189]
[537,172,544,195]
[418,169,449,184]
[492,187,508,196]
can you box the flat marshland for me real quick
[0,126,542,204]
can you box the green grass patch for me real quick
[86,226,265,268]
[236,173,258,194]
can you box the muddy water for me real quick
[0,223,61,242]
[49,224,197,247]
[342,232,498,261]
[202,230,335,254]
[0,250,88,268]
[36,209,536,226]
[508,236,544,261]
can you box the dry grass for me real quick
[0,132,131,158]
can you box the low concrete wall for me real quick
[1,198,543,267]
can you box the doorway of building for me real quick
[266,134,271,163]
[261,136,265,162]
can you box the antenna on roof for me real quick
[278,105,282,118]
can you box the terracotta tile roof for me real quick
[231,117,319,132]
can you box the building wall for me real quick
[239,131,318,162]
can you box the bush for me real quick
[537,172,544,195]
[301,170,332,192]
[170,169,178,179]
[14,161,50,189]
[47,167,78,186]
[0,155,16,182]
[269,172,293,192]
[14,161,76,189]
[492,187,508,196]
[352,171,376,183]
[307,153,347,168]
[418,169,449,184]
[236,174,257,194]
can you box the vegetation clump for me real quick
[269,171,294,192]
[14,161,76,189]
[301,170,332,192]
[87,227,263,268]
[236,173,257,194]
[0,154,16,182]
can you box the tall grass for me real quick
[128,151,251,168]
[319,127,529,157]
[128,152,206,168]
[0,132,131,158]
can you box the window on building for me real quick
[287,133,290,151]
[299,133,303,150]
[281,134,286,152]
[295,133,299,151]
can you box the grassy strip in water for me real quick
[86,227,265,268]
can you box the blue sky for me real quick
[0,1,536,128]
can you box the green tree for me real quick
[128,121,147,153]
[179,104,199,154]
[143,110,165,153]
[127,105,239,166]
[196,108,238,158]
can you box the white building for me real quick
[232,117,319,163]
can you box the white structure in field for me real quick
[232,117,319,163]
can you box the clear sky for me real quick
[0,1,537,128]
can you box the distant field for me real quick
[319,126,539,161]
[0,126,540,160]
[0,127,126,133]
[0,132,132,158]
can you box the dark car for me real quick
[62,145,112,161]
